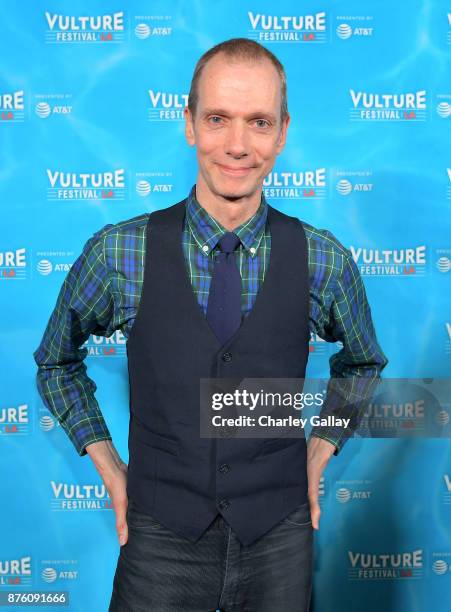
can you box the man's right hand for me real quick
[85,439,129,546]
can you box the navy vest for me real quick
[125,197,310,546]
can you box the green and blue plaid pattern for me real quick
[33,184,388,457]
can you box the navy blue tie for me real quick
[206,232,242,345]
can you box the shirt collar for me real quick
[185,184,268,258]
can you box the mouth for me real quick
[216,163,254,177]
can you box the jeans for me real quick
[108,497,313,611]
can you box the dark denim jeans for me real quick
[108,497,313,611]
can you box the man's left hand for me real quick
[306,436,336,530]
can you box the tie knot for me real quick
[218,232,241,254]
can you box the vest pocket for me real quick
[133,422,180,456]
[255,437,300,459]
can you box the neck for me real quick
[194,177,261,231]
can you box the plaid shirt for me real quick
[33,184,388,457]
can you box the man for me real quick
[33,38,388,611]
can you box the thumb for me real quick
[117,504,129,546]
[309,496,321,531]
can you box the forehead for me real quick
[196,54,281,113]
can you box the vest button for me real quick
[218,498,230,510]
[222,352,232,362]
[218,463,230,474]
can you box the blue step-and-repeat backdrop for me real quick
[1,1,450,611]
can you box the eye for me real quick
[208,115,223,124]
[254,119,270,128]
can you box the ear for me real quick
[184,107,195,146]
[275,113,290,155]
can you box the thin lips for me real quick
[218,164,253,171]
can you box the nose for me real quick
[224,120,249,159]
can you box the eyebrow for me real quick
[201,108,278,122]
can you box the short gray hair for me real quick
[187,37,288,123]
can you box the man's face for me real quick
[184,53,290,202]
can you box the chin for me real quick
[214,178,256,200]
[217,186,253,201]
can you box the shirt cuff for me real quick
[309,431,342,456]
[61,410,113,457]
[78,434,113,457]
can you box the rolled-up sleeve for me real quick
[33,224,116,456]
[310,245,389,455]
